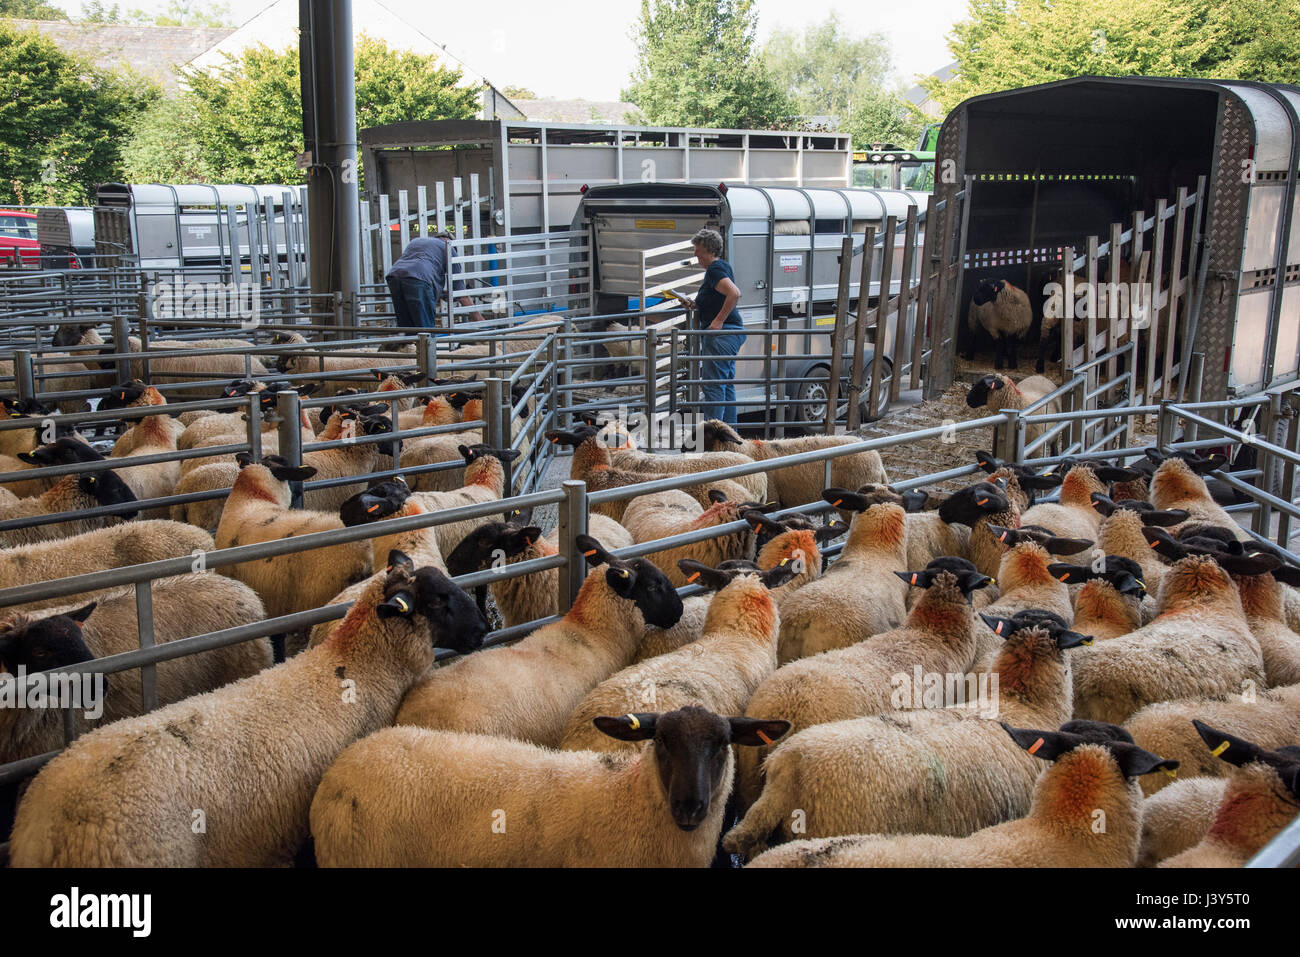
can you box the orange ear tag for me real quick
[909,573,918,585]
[367,504,381,513]
[832,499,842,507]
[756,730,774,746]
[1028,737,1045,755]
[1058,573,1070,582]
[994,621,1004,634]
[583,549,597,557]
[977,497,989,505]
[998,530,1008,542]
[687,571,701,583]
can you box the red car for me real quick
[0,210,39,267]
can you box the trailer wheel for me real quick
[793,361,891,425]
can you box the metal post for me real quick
[112,312,132,384]
[14,350,34,402]
[1279,395,1299,549]
[485,378,504,451]
[277,390,304,508]
[557,479,588,613]
[998,409,1020,463]
[136,578,157,712]
[643,327,658,452]
[1186,353,1204,443]
[1156,399,1173,453]
[416,332,434,384]
[1255,393,1281,536]
[245,391,262,461]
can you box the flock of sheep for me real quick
[0,320,1297,869]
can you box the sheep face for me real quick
[444,522,542,577]
[965,374,1009,410]
[1192,720,1300,801]
[607,558,684,629]
[96,380,150,412]
[937,483,1010,527]
[376,552,489,655]
[1047,556,1146,597]
[0,603,97,675]
[52,323,97,349]
[78,469,139,520]
[340,479,411,527]
[594,706,791,831]
[895,562,992,598]
[980,611,1091,648]
[972,279,1002,306]
[700,419,744,452]
[1003,723,1178,781]
[1,397,52,418]
[18,437,100,467]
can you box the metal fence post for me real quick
[277,389,304,508]
[136,578,157,712]
[1156,399,1173,453]
[245,391,263,462]
[1279,394,1300,549]
[112,313,132,384]
[14,350,34,402]
[557,479,588,613]
[1255,393,1280,536]
[1070,374,1086,453]
[417,332,434,384]
[643,327,658,452]
[1186,352,1204,443]
[997,409,1020,463]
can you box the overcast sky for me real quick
[60,0,970,99]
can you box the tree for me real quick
[502,85,536,100]
[0,22,157,205]
[80,0,235,26]
[763,13,925,147]
[0,0,69,19]
[623,0,793,129]
[929,0,1300,112]
[137,35,481,184]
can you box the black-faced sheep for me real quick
[966,278,1032,370]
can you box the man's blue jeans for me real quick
[698,328,746,424]
[387,275,439,330]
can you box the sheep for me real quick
[269,331,416,396]
[309,706,790,868]
[1047,557,1148,640]
[442,515,634,630]
[0,573,271,765]
[1018,463,1142,540]
[52,323,269,397]
[621,488,758,588]
[1160,721,1300,868]
[340,445,519,558]
[0,448,139,548]
[399,387,533,494]
[964,373,1059,456]
[1123,683,1300,796]
[1138,776,1226,867]
[743,511,840,605]
[723,615,1090,860]
[1070,554,1269,726]
[214,455,374,633]
[839,484,970,572]
[0,521,214,613]
[937,480,1020,580]
[698,419,888,509]
[558,559,795,753]
[634,595,712,662]
[773,496,909,663]
[1094,507,1176,622]
[98,380,185,456]
[966,278,1032,370]
[101,390,184,521]
[0,355,96,414]
[746,722,1178,868]
[545,426,751,520]
[6,553,488,867]
[392,535,684,747]
[735,561,992,809]
[1148,455,1247,541]
[0,397,54,459]
[169,461,239,531]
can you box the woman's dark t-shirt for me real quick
[695,259,745,330]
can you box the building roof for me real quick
[512,98,646,124]
[4,17,232,91]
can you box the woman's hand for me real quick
[708,316,725,331]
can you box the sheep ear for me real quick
[980,614,1017,637]
[814,520,844,544]
[1142,508,1188,527]
[594,713,657,742]
[1192,720,1262,767]
[1095,466,1143,482]
[297,383,320,397]
[1144,447,1166,465]
[268,464,317,482]
[677,559,726,590]
[1019,473,1063,490]
[1186,453,1226,475]
[1142,525,1183,557]
[974,450,1001,473]
[458,444,475,462]
[707,489,728,504]
[822,488,869,511]
[605,564,638,596]
[67,602,97,624]
[575,534,610,566]
[1213,552,1281,576]
[1055,629,1094,650]
[741,509,784,536]
[895,569,933,588]
[1002,725,1074,761]
[235,452,255,469]
[729,717,792,748]
[986,524,1020,547]
[376,591,417,619]
[1112,574,1147,598]
[1271,565,1300,587]
[1090,493,1117,515]
[899,490,930,512]
[1108,741,1180,779]
[959,571,994,594]
[1045,536,1093,556]
[760,560,799,590]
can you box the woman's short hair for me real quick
[691,228,724,257]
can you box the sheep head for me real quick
[374,549,488,655]
[339,477,410,527]
[937,482,1012,527]
[1192,721,1300,801]
[965,374,1010,409]
[0,603,98,676]
[1046,556,1146,597]
[576,534,684,629]
[593,706,790,831]
[1002,722,1178,781]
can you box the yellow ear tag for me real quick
[1028,737,1045,755]
[756,729,774,746]
[618,569,629,579]
[393,595,410,612]
[626,714,640,730]
[687,571,701,583]
[1162,767,1178,779]
[779,558,789,566]
[1210,741,1230,758]
[1082,637,1094,646]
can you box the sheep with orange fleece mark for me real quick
[394,535,684,747]
[1046,557,1147,640]
[735,561,992,809]
[622,488,759,588]
[1018,462,1144,540]
[1071,553,1268,725]
[1149,455,1246,540]
[746,721,1178,868]
[1138,775,1226,867]
[558,559,795,752]
[723,615,1089,860]
[773,494,909,663]
[1160,722,1300,868]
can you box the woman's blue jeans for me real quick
[387,275,440,330]
[698,328,746,424]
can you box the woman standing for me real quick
[685,228,746,425]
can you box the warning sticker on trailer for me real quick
[635,219,677,230]
[815,316,836,326]
[780,255,801,272]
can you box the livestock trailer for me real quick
[571,182,927,421]
[360,119,855,238]
[926,76,1300,404]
